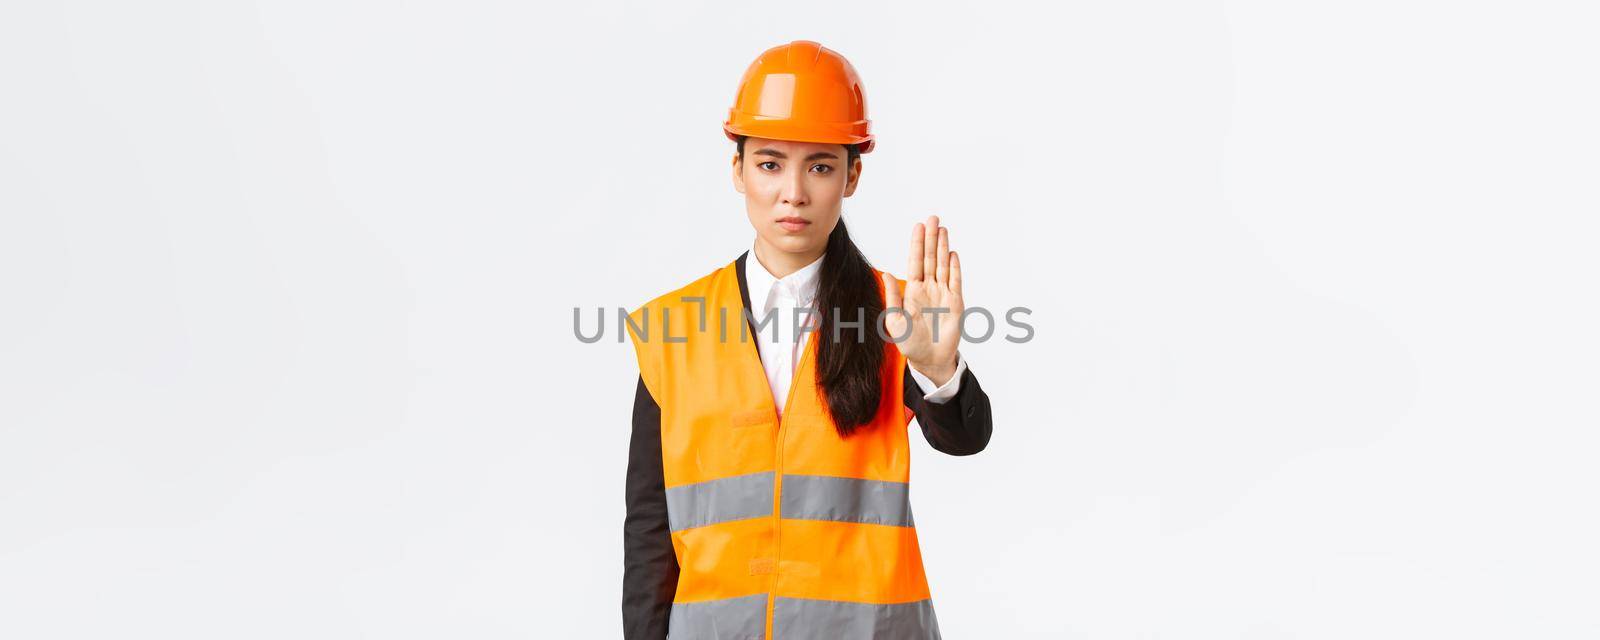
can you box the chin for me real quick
[770,235,823,253]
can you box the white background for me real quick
[3,0,1597,637]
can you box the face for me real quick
[732,137,862,261]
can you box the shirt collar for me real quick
[745,241,825,311]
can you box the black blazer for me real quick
[622,251,994,639]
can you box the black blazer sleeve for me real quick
[623,375,678,639]
[903,363,994,456]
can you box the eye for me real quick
[758,161,779,171]
[811,164,833,174]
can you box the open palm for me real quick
[881,215,963,382]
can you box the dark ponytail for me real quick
[737,136,885,437]
[813,216,888,437]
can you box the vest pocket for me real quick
[730,408,775,432]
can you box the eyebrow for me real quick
[751,149,840,161]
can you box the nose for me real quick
[779,166,809,208]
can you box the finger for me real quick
[907,223,925,281]
[935,226,949,284]
[882,272,901,309]
[949,251,962,298]
[922,215,939,282]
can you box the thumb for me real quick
[882,272,901,309]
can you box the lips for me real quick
[776,216,811,232]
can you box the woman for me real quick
[622,40,994,639]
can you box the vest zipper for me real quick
[766,332,815,639]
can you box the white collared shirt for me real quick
[744,242,968,415]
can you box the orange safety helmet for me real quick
[723,40,875,154]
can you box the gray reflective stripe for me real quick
[779,474,915,528]
[665,471,775,532]
[668,593,769,639]
[772,597,941,639]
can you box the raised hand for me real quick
[881,215,964,386]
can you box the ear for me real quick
[731,151,746,195]
[842,155,863,197]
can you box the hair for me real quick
[736,136,884,437]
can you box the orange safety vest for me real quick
[627,257,941,639]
